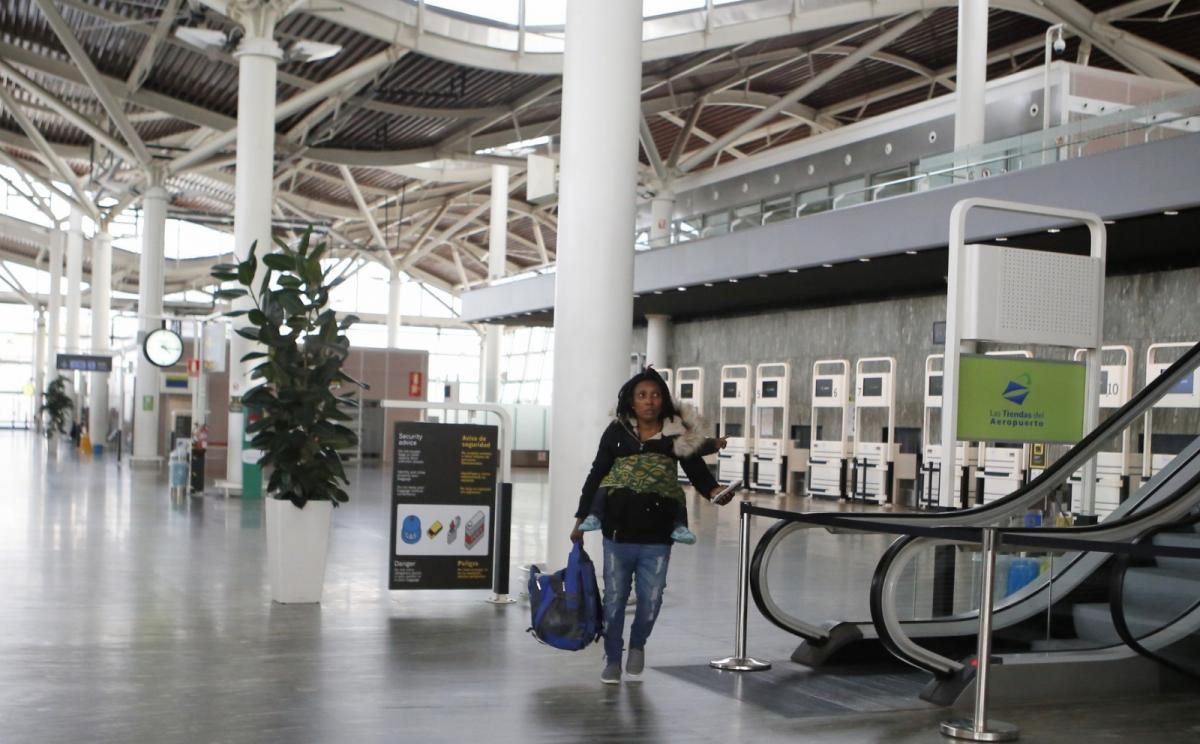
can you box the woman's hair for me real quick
[616,366,678,422]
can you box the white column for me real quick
[387,266,403,348]
[133,183,167,464]
[649,195,674,248]
[88,229,112,451]
[546,0,642,569]
[65,208,83,411]
[482,164,509,403]
[45,229,62,389]
[226,28,283,486]
[33,308,45,432]
[645,314,671,370]
[953,0,989,152]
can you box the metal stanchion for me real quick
[941,528,1019,741]
[711,501,771,672]
[487,482,516,605]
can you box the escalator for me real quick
[748,341,1200,676]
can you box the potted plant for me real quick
[41,375,73,455]
[211,230,365,603]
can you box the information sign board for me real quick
[957,355,1085,444]
[389,422,497,590]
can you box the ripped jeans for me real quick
[602,538,672,663]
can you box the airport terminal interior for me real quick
[1,1,1199,742]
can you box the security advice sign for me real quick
[956,355,1086,444]
[389,421,497,590]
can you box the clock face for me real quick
[144,328,184,368]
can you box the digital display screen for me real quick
[680,383,694,399]
[932,321,946,345]
[56,354,113,372]
[815,379,834,398]
[928,374,943,397]
[862,377,883,397]
[722,381,738,399]
[1170,373,1195,396]
[761,380,778,398]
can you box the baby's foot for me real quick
[579,515,602,532]
[670,526,696,545]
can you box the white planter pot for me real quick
[266,497,334,604]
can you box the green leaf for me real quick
[211,270,238,282]
[214,289,247,301]
[240,351,268,362]
[235,326,261,341]
[338,314,360,331]
[263,253,295,272]
[237,241,258,286]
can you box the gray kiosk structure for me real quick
[806,359,851,500]
[718,364,752,486]
[1069,345,1136,519]
[750,362,790,493]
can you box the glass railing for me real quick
[652,88,1200,250]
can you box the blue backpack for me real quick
[528,543,604,651]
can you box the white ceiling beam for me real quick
[0,85,97,219]
[0,41,235,133]
[401,201,492,270]
[639,114,669,185]
[659,111,746,160]
[337,165,395,269]
[33,0,152,167]
[678,12,926,173]
[125,0,182,95]
[449,244,470,287]
[1099,24,1200,77]
[0,60,140,165]
[437,78,563,153]
[1038,0,1192,83]
[530,216,549,263]
[1096,0,1180,24]
[169,45,406,174]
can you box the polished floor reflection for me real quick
[2,431,1198,743]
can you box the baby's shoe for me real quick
[670,526,697,545]
[579,515,602,532]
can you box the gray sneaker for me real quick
[625,648,645,681]
[600,660,621,685]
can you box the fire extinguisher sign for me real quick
[408,371,424,398]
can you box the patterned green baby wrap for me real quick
[600,452,686,505]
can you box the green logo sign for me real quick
[956,355,1085,444]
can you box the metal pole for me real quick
[940,528,1018,741]
[711,501,771,672]
[487,482,515,605]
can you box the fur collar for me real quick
[617,404,709,458]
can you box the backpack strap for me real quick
[563,543,582,609]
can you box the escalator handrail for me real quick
[1109,512,1200,682]
[750,339,1200,644]
[870,463,1200,678]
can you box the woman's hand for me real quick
[715,436,728,450]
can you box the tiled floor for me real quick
[2,430,1198,743]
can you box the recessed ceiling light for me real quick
[703,282,713,287]
[787,268,799,273]
[995,237,1008,242]
[1047,228,1061,234]
[633,294,640,298]
[822,263,833,268]
[653,290,663,295]
[729,278,739,284]
[904,250,917,255]
[1103,220,1116,225]
[676,287,686,292]
[858,257,871,263]
[758,273,768,278]
[1164,210,1179,216]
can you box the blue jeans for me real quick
[602,538,672,662]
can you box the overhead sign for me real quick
[56,354,112,372]
[389,421,497,590]
[957,355,1085,444]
